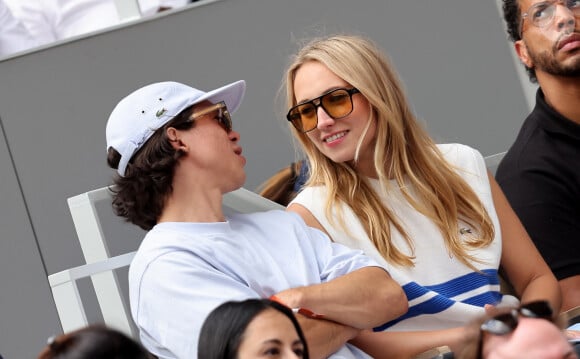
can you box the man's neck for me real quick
[158,177,226,224]
[536,73,580,124]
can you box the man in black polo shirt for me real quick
[497,0,580,311]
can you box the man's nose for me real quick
[229,129,240,142]
[554,3,576,32]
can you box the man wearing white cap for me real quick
[105,80,407,359]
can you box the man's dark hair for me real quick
[502,0,538,82]
[106,106,195,230]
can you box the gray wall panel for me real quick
[0,118,61,359]
[0,0,530,357]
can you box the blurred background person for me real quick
[457,300,579,359]
[0,0,39,57]
[2,0,192,47]
[37,324,153,359]
[257,160,308,206]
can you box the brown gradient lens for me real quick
[321,89,353,118]
[288,103,318,133]
[287,88,358,133]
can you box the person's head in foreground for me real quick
[458,300,578,359]
[198,299,310,359]
[37,324,153,359]
[105,80,246,230]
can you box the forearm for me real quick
[489,174,562,312]
[275,266,407,328]
[517,272,562,312]
[297,315,360,359]
[350,327,466,359]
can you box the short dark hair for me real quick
[37,324,153,359]
[107,106,195,230]
[198,299,310,359]
[502,0,538,82]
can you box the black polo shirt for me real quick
[496,89,580,280]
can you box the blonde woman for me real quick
[283,34,561,358]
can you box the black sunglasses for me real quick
[477,300,554,359]
[286,88,360,133]
[189,101,232,132]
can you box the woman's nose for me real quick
[316,106,335,129]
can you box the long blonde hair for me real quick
[284,34,494,269]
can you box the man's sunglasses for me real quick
[189,101,232,132]
[477,300,555,359]
[286,88,360,133]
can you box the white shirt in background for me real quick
[0,0,39,57]
[3,0,190,47]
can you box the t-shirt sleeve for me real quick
[132,250,260,359]
[296,216,385,282]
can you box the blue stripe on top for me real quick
[374,269,501,331]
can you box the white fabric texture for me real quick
[4,0,189,46]
[6,0,120,45]
[0,0,39,57]
[292,143,509,331]
[129,210,377,359]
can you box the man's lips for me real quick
[557,33,580,51]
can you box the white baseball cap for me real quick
[106,80,246,176]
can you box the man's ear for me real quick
[515,40,533,69]
[166,127,188,152]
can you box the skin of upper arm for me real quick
[287,203,331,237]
[488,171,561,310]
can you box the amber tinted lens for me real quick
[321,89,354,119]
[288,103,317,132]
[519,300,553,319]
[287,88,356,132]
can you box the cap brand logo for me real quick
[156,108,167,118]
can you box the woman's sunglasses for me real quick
[477,300,555,359]
[286,88,360,133]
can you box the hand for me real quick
[484,304,496,315]
[270,288,304,309]
[270,291,325,319]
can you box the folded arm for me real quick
[296,315,361,359]
[274,266,407,328]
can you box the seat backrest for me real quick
[49,187,283,337]
[484,151,506,177]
